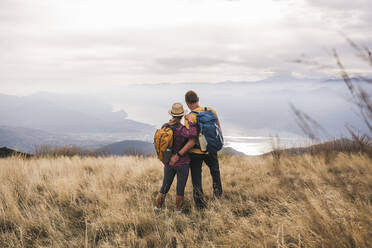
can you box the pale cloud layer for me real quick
[0,0,371,94]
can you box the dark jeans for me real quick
[189,152,222,209]
[160,164,189,196]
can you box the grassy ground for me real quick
[0,154,371,247]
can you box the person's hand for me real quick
[169,154,179,166]
[185,114,194,123]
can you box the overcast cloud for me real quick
[0,0,371,94]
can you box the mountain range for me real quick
[0,92,153,135]
[0,92,155,152]
[0,92,245,155]
[97,140,155,156]
[0,125,116,153]
[96,140,246,156]
[1,77,371,155]
[99,77,371,138]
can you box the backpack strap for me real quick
[191,107,207,115]
[165,123,177,131]
[163,123,177,153]
[170,125,177,132]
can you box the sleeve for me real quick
[184,113,197,129]
[179,122,197,138]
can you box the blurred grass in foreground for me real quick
[0,153,371,247]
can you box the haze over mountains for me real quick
[98,75,371,138]
[0,75,370,154]
[0,92,153,134]
[0,93,154,152]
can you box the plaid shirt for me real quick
[162,122,197,166]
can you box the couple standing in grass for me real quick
[154,90,223,213]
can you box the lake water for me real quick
[224,136,309,156]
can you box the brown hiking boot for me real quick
[175,195,184,213]
[155,192,165,212]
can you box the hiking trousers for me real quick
[189,152,222,209]
[160,164,189,196]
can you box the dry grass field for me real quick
[0,153,371,247]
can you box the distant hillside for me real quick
[0,147,32,158]
[220,147,247,157]
[97,140,246,157]
[97,140,155,156]
[0,126,62,152]
[0,126,110,153]
[0,93,154,135]
[262,138,372,156]
[1,123,248,156]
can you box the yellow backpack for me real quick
[154,125,175,163]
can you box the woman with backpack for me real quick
[154,102,197,214]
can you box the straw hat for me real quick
[168,102,188,117]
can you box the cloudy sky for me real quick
[0,0,371,95]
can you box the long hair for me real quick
[168,116,182,126]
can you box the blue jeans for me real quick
[160,164,189,196]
